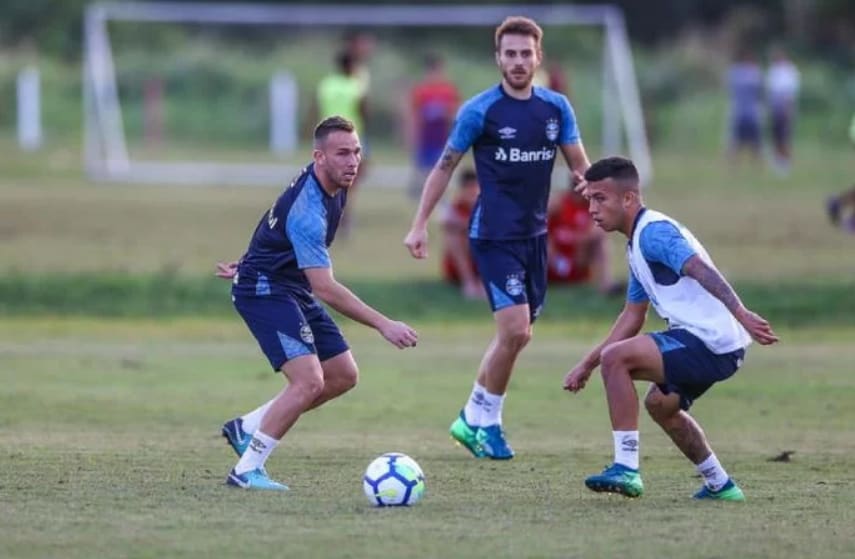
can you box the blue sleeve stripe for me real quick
[639,221,697,276]
[533,87,580,145]
[447,86,502,153]
[285,182,331,269]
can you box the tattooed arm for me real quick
[404,146,464,259]
[683,255,779,345]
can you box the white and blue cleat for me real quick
[226,468,289,491]
[221,417,252,457]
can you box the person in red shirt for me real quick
[441,168,485,299]
[406,53,461,198]
[547,183,621,295]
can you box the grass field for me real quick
[1,318,854,558]
[1,139,854,558]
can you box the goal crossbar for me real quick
[84,2,652,186]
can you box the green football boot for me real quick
[693,478,745,502]
[585,463,644,498]
[449,410,485,458]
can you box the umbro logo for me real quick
[498,126,517,139]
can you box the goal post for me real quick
[83,2,652,186]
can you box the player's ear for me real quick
[312,148,324,166]
[495,50,501,67]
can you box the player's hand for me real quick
[215,260,239,280]
[563,362,595,392]
[571,170,587,193]
[379,319,419,349]
[736,308,779,345]
[404,227,429,259]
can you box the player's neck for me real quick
[500,80,533,100]
[315,171,341,197]
[621,205,644,238]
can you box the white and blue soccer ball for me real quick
[362,452,425,507]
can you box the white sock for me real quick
[481,390,505,426]
[613,430,640,470]
[239,397,276,435]
[696,453,729,491]
[234,431,279,475]
[463,382,486,427]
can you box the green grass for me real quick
[1,318,854,558]
[1,135,854,556]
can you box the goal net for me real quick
[83,2,651,186]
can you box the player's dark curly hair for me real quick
[314,116,355,145]
[584,156,639,184]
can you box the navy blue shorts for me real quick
[649,328,745,410]
[233,294,349,371]
[731,115,761,147]
[470,234,547,322]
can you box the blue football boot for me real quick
[226,468,289,491]
[475,424,515,460]
[221,417,252,457]
[585,463,644,497]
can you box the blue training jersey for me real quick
[447,84,580,240]
[232,164,346,306]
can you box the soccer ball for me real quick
[362,452,425,506]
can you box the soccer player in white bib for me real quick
[563,156,778,500]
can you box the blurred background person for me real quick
[405,53,460,199]
[547,182,622,296]
[343,30,376,94]
[316,51,368,237]
[825,111,855,233]
[441,168,485,299]
[765,47,800,175]
[826,185,855,233]
[726,48,763,164]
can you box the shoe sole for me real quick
[585,479,643,498]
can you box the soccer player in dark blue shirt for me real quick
[216,116,418,490]
[404,17,591,459]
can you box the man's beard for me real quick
[503,68,533,90]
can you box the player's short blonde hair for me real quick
[494,16,543,51]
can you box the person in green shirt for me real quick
[317,51,367,133]
[316,51,368,237]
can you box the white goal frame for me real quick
[84,2,652,186]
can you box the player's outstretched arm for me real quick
[304,267,418,349]
[404,146,464,259]
[563,301,648,392]
[682,255,779,345]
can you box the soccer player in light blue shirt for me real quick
[564,156,778,500]
[404,17,591,459]
[215,116,418,490]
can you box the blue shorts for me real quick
[233,294,349,371]
[649,328,745,411]
[470,234,547,322]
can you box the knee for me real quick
[599,343,625,375]
[501,326,532,352]
[295,373,326,401]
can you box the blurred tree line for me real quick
[0,0,852,63]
